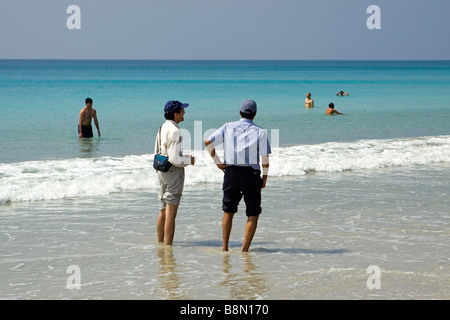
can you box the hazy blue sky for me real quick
[0,0,449,60]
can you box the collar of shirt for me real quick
[239,118,253,125]
[165,119,179,128]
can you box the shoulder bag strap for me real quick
[157,126,162,154]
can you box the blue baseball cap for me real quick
[240,99,257,114]
[164,100,189,113]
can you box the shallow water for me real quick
[1,164,449,299]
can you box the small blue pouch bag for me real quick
[153,126,172,172]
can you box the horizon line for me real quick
[1,58,449,62]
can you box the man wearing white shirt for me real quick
[155,100,195,246]
[205,100,271,252]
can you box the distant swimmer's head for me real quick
[306,92,311,98]
[328,103,335,109]
[240,99,257,120]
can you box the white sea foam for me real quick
[270,135,450,175]
[1,135,449,203]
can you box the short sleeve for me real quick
[208,124,226,146]
[259,129,271,156]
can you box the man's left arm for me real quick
[169,130,191,167]
[93,110,100,137]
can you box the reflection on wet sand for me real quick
[156,245,191,299]
[220,253,269,300]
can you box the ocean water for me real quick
[0,60,449,299]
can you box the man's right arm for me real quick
[261,155,269,189]
[205,139,227,172]
[78,109,83,138]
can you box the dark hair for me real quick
[164,112,174,120]
[328,103,334,108]
[164,107,182,120]
[85,98,93,104]
[240,110,256,120]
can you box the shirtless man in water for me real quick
[78,98,101,138]
[304,92,314,108]
[326,103,344,115]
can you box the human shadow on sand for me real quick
[253,247,349,254]
[177,240,349,254]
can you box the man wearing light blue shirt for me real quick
[205,99,271,252]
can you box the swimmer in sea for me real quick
[326,103,344,115]
[78,98,101,138]
[336,90,349,96]
[304,92,314,108]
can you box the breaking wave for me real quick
[1,135,449,203]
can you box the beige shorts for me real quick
[158,165,185,210]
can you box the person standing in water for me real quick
[156,100,195,246]
[205,99,271,252]
[304,92,314,108]
[78,98,101,138]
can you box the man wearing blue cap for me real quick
[205,99,271,252]
[155,100,195,246]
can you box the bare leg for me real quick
[156,209,166,243]
[222,212,234,252]
[164,204,178,246]
[242,215,259,252]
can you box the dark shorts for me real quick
[222,166,263,217]
[78,125,93,138]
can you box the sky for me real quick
[0,0,449,60]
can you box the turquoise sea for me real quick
[1,60,449,299]
[1,60,449,163]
